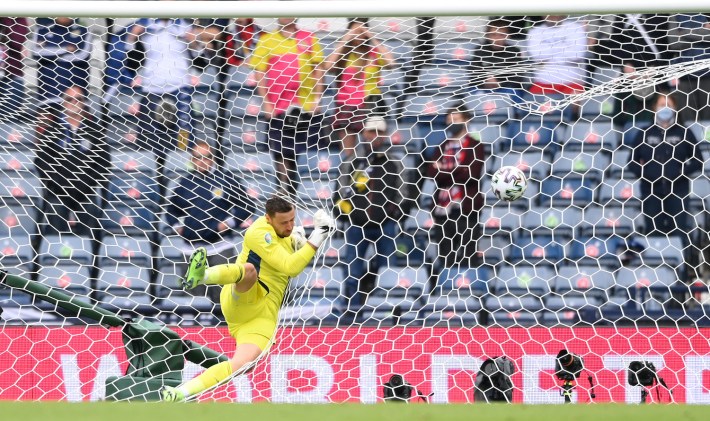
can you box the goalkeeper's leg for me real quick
[182,247,256,290]
[162,343,264,402]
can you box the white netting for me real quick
[1,12,710,403]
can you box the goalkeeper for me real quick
[162,196,334,402]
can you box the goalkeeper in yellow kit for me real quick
[162,196,334,402]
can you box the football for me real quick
[491,166,528,201]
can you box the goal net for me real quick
[0,5,709,404]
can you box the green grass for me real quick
[0,402,707,421]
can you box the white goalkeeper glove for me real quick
[308,209,335,249]
[291,226,307,251]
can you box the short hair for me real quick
[191,140,212,156]
[487,19,509,30]
[265,196,295,217]
[446,102,472,122]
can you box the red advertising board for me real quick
[1,327,709,403]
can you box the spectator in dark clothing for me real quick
[165,141,256,300]
[0,18,29,120]
[33,18,92,103]
[427,107,485,290]
[34,85,110,238]
[593,14,672,129]
[628,94,704,247]
[334,116,404,316]
[628,94,703,234]
[471,19,525,91]
[669,14,710,124]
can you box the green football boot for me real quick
[182,247,207,290]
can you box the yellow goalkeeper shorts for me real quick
[219,282,277,351]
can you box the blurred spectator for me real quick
[249,18,325,197]
[34,85,110,238]
[225,18,262,67]
[525,15,589,95]
[322,18,394,158]
[628,94,703,238]
[471,19,525,91]
[33,18,91,103]
[165,141,255,300]
[427,107,485,290]
[190,18,231,71]
[593,14,672,129]
[669,14,710,124]
[0,18,29,120]
[127,18,201,169]
[334,117,404,318]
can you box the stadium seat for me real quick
[0,149,35,173]
[562,121,620,152]
[0,235,34,268]
[107,87,142,118]
[0,170,42,206]
[37,265,91,297]
[416,64,469,92]
[191,88,221,119]
[579,95,615,121]
[38,234,93,265]
[315,236,345,267]
[434,39,477,61]
[288,265,344,302]
[615,265,678,298]
[298,179,335,202]
[497,150,551,181]
[551,150,610,183]
[363,267,428,323]
[468,123,509,155]
[608,147,634,179]
[0,203,37,237]
[541,295,600,325]
[589,66,621,86]
[296,149,341,179]
[380,67,406,95]
[102,202,158,237]
[381,38,414,63]
[107,173,161,206]
[507,233,564,264]
[226,91,263,120]
[520,207,581,239]
[462,91,518,125]
[436,266,493,297]
[479,207,523,238]
[225,150,275,175]
[111,150,157,175]
[597,178,642,208]
[567,235,625,266]
[239,173,279,201]
[99,235,152,267]
[154,265,215,313]
[163,150,193,177]
[519,92,571,124]
[224,65,255,91]
[638,236,685,267]
[578,205,639,237]
[0,122,35,149]
[105,119,140,147]
[494,265,555,297]
[538,176,594,206]
[488,309,541,327]
[555,266,615,302]
[416,294,482,327]
[223,120,267,150]
[401,94,459,123]
[507,117,559,154]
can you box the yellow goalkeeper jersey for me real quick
[235,216,316,313]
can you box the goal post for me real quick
[0,2,709,404]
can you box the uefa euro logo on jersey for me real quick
[264,233,272,244]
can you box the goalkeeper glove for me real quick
[291,226,307,251]
[308,209,335,249]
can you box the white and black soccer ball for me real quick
[491,166,528,201]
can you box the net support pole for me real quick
[0,271,227,369]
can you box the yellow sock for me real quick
[204,264,245,286]
[180,360,233,398]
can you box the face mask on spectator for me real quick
[655,107,675,125]
[446,123,467,138]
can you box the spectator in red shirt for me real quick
[427,106,486,288]
[0,18,29,120]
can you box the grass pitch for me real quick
[0,402,707,421]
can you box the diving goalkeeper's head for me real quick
[265,196,296,238]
